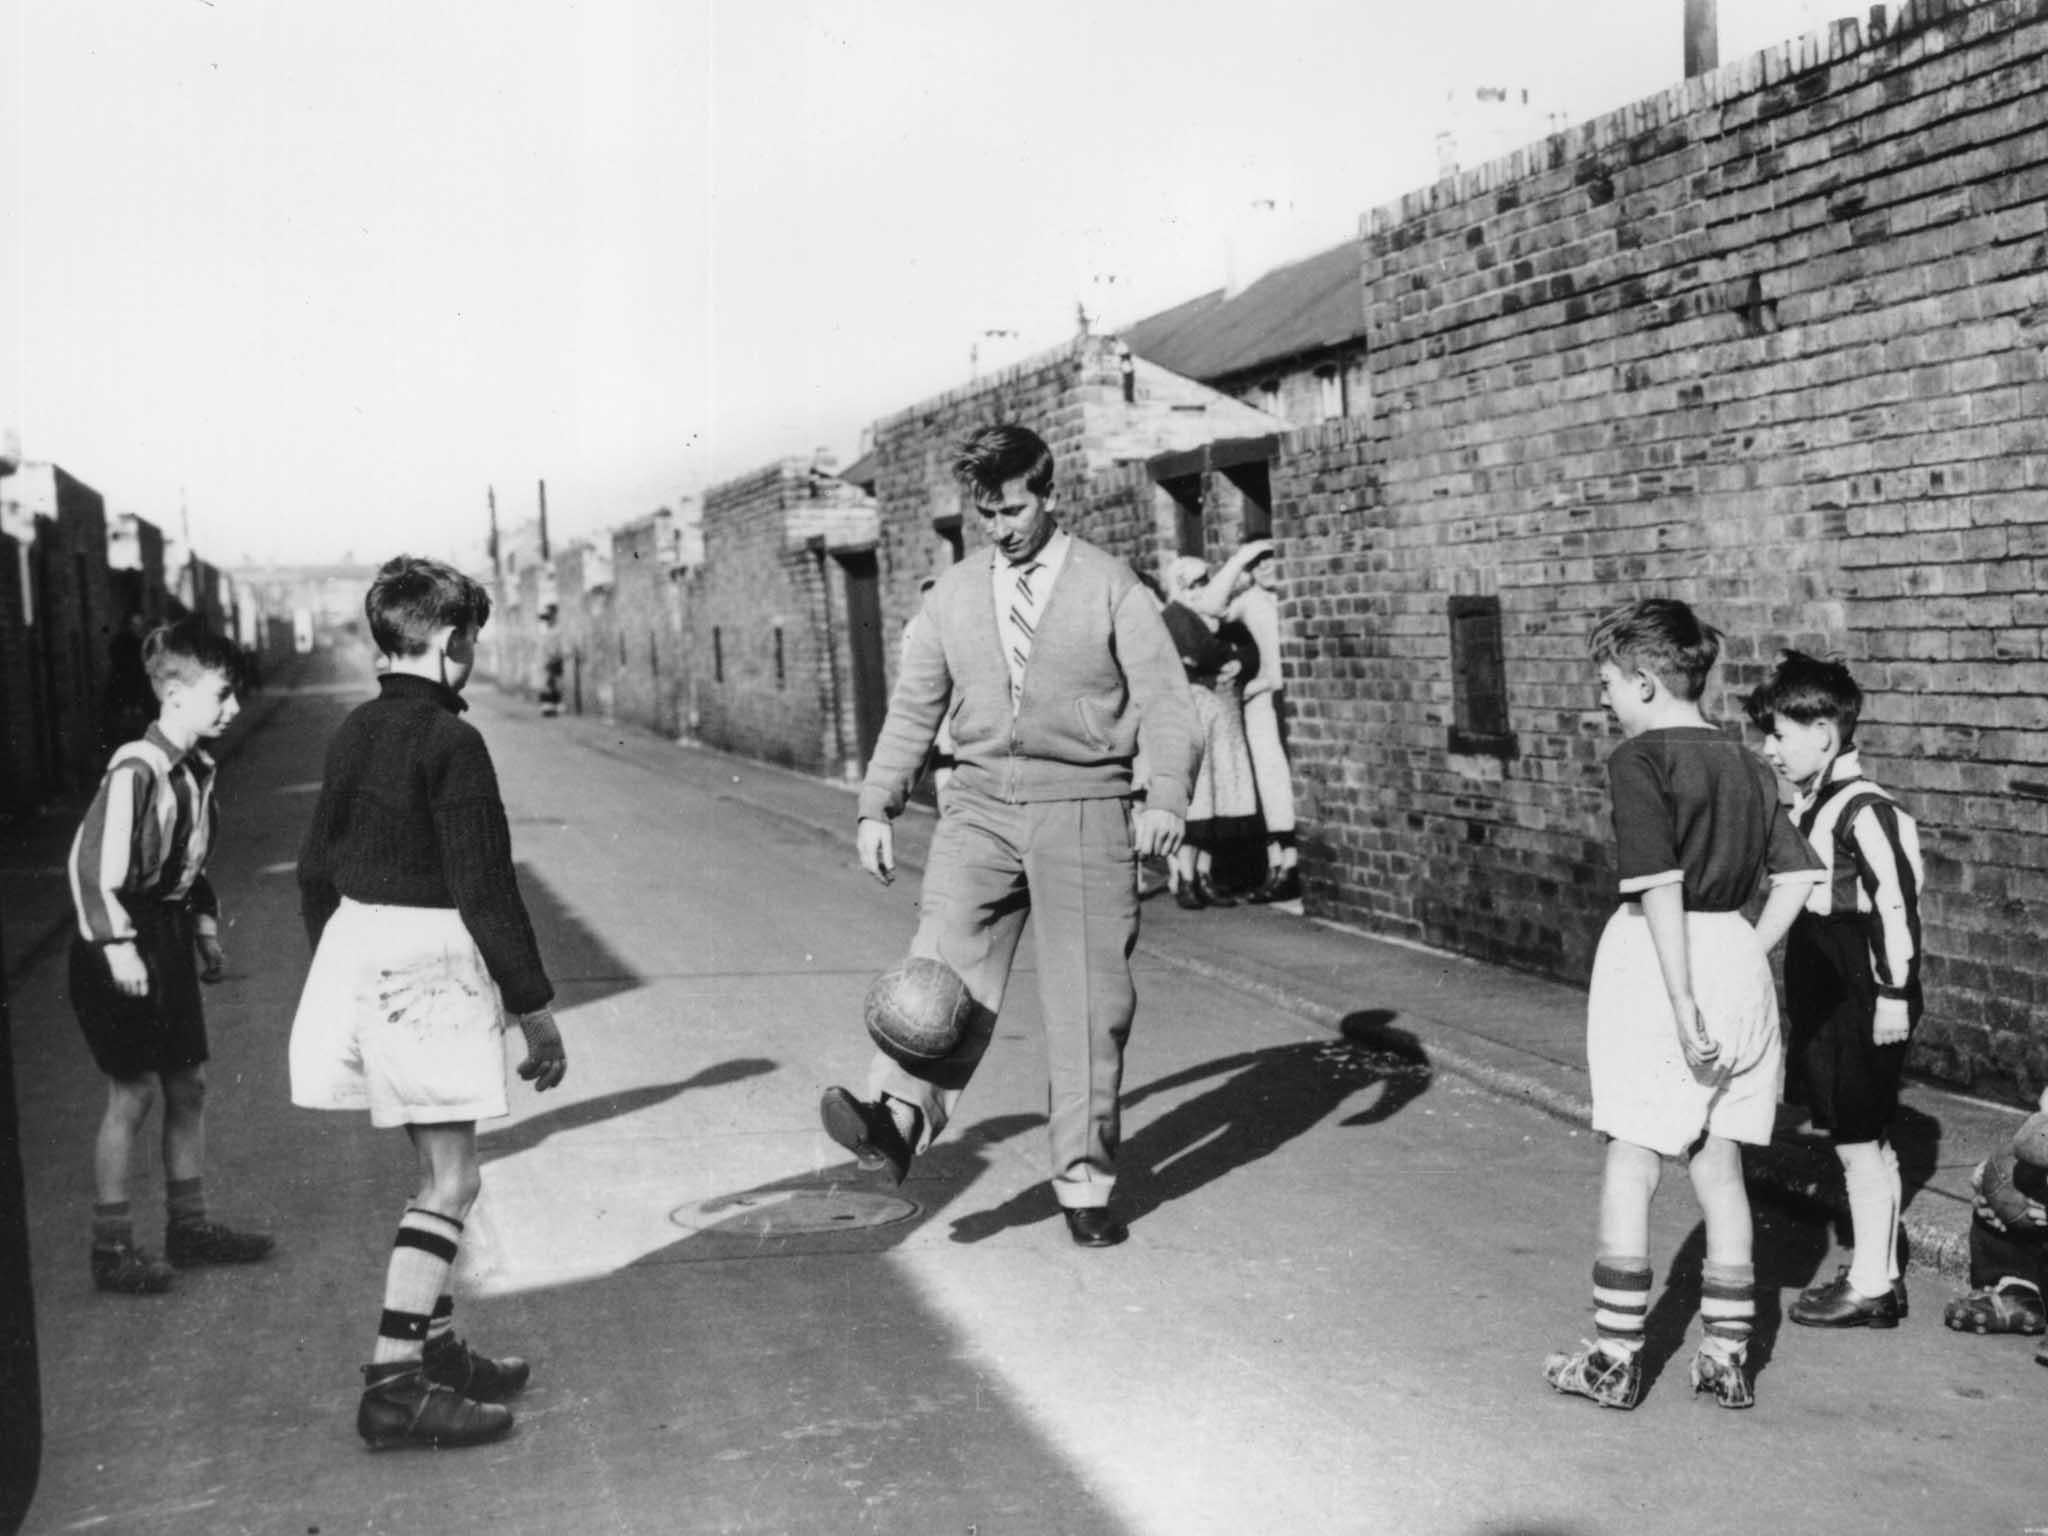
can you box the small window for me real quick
[1448,595,1516,757]
[774,624,786,689]
[713,626,724,684]
[1316,366,1345,422]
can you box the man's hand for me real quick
[1671,994,1723,1078]
[1872,996,1911,1047]
[197,934,226,984]
[106,942,149,998]
[1133,807,1184,861]
[515,1006,568,1092]
[857,817,895,886]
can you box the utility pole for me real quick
[1685,0,1719,76]
[537,480,551,561]
[487,486,500,577]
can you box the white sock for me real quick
[1840,1143,1895,1297]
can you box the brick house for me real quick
[1118,239,1372,433]
[687,458,881,777]
[2,464,112,797]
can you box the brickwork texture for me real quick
[1274,0,2048,1098]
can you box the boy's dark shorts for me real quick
[1784,911,1917,1145]
[68,901,209,1081]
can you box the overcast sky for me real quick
[4,0,1839,567]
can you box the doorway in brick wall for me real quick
[838,551,889,772]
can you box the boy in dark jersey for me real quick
[291,556,567,1449]
[1544,599,1822,1411]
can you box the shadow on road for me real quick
[515,861,641,1008]
[478,1059,778,1161]
[946,1010,1434,1242]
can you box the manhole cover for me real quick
[669,1188,918,1236]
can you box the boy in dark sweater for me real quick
[291,556,566,1450]
[67,619,274,1294]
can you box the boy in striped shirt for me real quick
[1748,650,1926,1328]
[67,619,274,1294]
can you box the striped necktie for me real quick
[1007,560,1042,698]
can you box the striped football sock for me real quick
[1593,1256,1652,1358]
[92,1200,134,1249]
[370,1207,464,1366]
[1700,1260,1756,1359]
[427,1294,456,1347]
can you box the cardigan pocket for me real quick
[1072,692,1132,755]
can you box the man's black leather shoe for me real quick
[819,1087,913,1185]
[1063,1207,1128,1247]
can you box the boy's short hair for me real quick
[366,556,492,658]
[1743,649,1862,744]
[1588,597,1722,702]
[142,618,244,698]
[952,424,1056,503]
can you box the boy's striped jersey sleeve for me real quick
[1848,799,1924,997]
[68,761,150,942]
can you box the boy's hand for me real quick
[1872,996,1911,1047]
[197,935,226,983]
[105,942,150,997]
[1971,1159,2048,1232]
[1671,995,1723,1078]
[1133,806,1185,860]
[515,1007,568,1092]
[857,818,895,886]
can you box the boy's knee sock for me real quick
[166,1176,206,1230]
[1880,1140,1903,1283]
[1840,1143,1896,1296]
[92,1200,133,1249]
[1700,1260,1756,1359]
[1593,1255,1652,1357]
[371,1207,464,1366]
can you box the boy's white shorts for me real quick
[290,899,511,1128]
[1587,907,1783,1156]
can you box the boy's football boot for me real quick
[1789,1271,1900,1328]
[424,1333,531,1402]
[1688,1346,1755,1409]
[91,1241,174,1296]
[1541,1340,1642,1409]
[166,1219,276,1268]
[357,1363,514,1450]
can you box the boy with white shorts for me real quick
[1543,599,1822,1412]
[291,556,567,1450]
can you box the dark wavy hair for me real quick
[951,423,1055,503]
[1587,597,1721,702]
[365,555,492,657]
[1743,649,1862,745]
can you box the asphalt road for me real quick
[11,641,2047,1536]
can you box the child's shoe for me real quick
[91,1241,173,1296]
[1943,1278,2047,1336]
[1688,1345,1754,1409]
[1542,1340,1641,1409]
[1789,1270,1900,1328]
[424,1332,531,1402]
[166,1219,275,1268]
[357,1363,514,1450]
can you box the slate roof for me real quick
[1116,239,1367,384]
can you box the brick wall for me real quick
[0,531,40,812]
[610,514,687,738]
[691,461,878,774]
[1276,0,2048,1098]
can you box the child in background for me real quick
[1544,599,1822,1411]
[1942,1095,2048,1353]
[67,619,274,1294]
[291,556,566,1450]
[1746,651,1925,1329]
